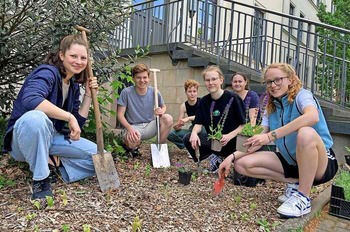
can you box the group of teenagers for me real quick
[3,34,338,219]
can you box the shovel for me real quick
[150,69,170,168]
[195,148,203,175]
[75,25,120,192]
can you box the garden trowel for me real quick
[150,69,170,168]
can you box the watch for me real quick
[271,131,278,141]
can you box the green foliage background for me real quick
[317,0,350,104]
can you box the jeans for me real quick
[9,110,96,183]
[167,129,191,149]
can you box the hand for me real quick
[179,118,188,125]
[189,132,200,150]
[245,133,270,148]
[220,134,232,146]
[68,115,81,141]
[218,154,234,179]
[154,107,164,116]
[173,123,182,131]
[84,76,98,96]
[127,128,141,143]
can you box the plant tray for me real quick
[329,184,350,220]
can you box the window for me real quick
[298,13,305,42]
[197,0,217,40]
[289,4,295,33]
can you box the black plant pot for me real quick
[178,171,192,185]
[345,155,350,165]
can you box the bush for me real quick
[0,117,8,156]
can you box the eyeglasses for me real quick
[204,77,220,83]
[263,77,288,87]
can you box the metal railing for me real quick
[112,0,350,108]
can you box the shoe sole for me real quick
[277,208,311,218]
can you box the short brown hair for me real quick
[184,79,199,91]
[132,63,150,78]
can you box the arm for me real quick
[189,124,203,149]
[174,103,186,130]
[117,104,140,142]
[248,108,258,126]
[221,124,243,146]
[78,76,98,117]
[245,106,319,150]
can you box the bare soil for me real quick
[0,144,328,231]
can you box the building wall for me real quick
[104,54,211,129]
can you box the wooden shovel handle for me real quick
[75,25,104,155]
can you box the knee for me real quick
[160,114,173,127]
[16,110,52,133]
[296,127,318,147]
[234,157,251,175]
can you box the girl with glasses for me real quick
[219,63,338,218]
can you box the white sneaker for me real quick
[277,191,311,218]
[278,183,299,203]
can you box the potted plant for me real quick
[177,163,192,185]
[329,170,350,219]
[207,98,234,152]
[344,146,350,165]
[236,93,268,153]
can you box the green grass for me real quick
[334,170,350,201]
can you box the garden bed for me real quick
[0,143,328,231]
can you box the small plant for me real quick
[208,97,234,140]
[144,164,152,177]
[25,213,37,221]
[239,92,269,137]
[62,224,70,232]
[176,162,191,173]
[0,175,15,189]
[257,218,279,232]
[46,196,54,207]
[249,202,257,211]
[346,146,350,153]
[31,200,41,210]
[334,170,350,200]
[133,161,140,170]
[82,224,91,232]
[131,216,142,232]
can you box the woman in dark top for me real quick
[183,66,246,173]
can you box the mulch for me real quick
[0,143,328,231]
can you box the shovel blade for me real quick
[151,143,170,168]
[92,152,120,192]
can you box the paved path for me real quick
[276,186,350,231]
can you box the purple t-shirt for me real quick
[243,90,259,109]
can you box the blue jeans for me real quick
[9,110,96,183]
[167,129,191,149]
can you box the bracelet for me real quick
[67,113,71,122]
[271,131,278,141]
[84,94,92,98]
[267,133,272,142]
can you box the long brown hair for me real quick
[44,34,88,83]
[263,63,302,114]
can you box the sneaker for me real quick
[130,148,142,158]
[31,177,53,200]
[277,191,311,218]
[278,182,299,203]
[207,154,223,173]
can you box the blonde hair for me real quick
[184,79,199,91]
[263,63,302,114]
[201,65,224,80]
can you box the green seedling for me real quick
[191,172,198,181]
[33,225,39,232]
[131,216,142,232]
[25,213,37,221]
[83,224,91,232]
[234,195,241,204]
[144,164,152,177]
[134,161,140,170]
[0,175,15,189]
[230,212,238,221]
[249,202,257,211]
[17,207,23,212]
[62,224,70,232]
[240,213,250,221]
[257,218,271,232]
[46,196,54,207]
[31,200,41,210]
[61,191,68,206]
